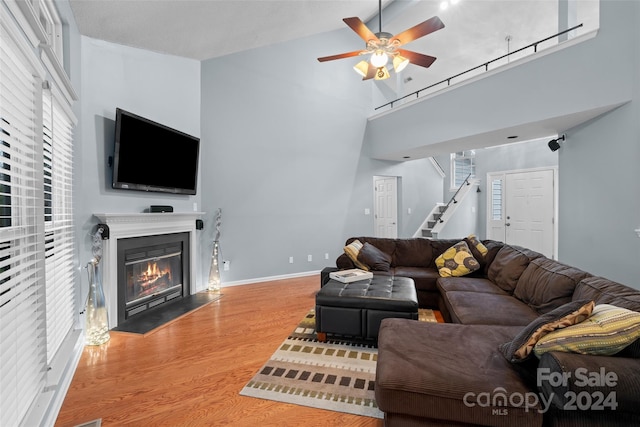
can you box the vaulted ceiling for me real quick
[69,1,598,94]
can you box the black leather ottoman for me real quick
[315,276,418,342]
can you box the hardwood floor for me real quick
[55,275,383,427]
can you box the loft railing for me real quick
[375,23,584,111]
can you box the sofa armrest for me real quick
[336,253,354,269]
[537,351,640,414]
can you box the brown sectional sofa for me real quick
[334,236,640,426]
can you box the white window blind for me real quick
[43,89,75,364]
[0,21,47,426]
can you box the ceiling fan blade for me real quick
[398,49,437,68]
[391,16,445,45]
[317,50,363,62]
[343,17,380,43]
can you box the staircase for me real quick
[415,173,480,238]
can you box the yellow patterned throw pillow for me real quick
[343,239,369,271]
[435,240,480,277]
[534,304,640,357]
[465,234,488,258]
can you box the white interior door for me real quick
[487,169,556,258]
[374,176,398,238]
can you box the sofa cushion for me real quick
[435,240,480,277]
[499,299,595,363]
[443,291,539,326]
[534,304,640,357]
[375,319,542,427]
[479,239,505,276]
[487,245,544,294]
[573,276,640,312]
[393,266,441,292]
[393,238,433,267]
[343,239,369,271]
[357,242,392,272]
[514,258,591,314]
[437,277,508,295]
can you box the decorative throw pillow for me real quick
[534,304,640,357]
[343,239,369,271]
[499,299,594,363]
[357,242,392,272]
[464,234,488,260]
[435,240,480,277]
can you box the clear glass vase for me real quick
[207,240,221,293]
[85,261,110,346]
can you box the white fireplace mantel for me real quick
[94,212,205,328]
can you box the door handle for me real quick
[505,223,511,226]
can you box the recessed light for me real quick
[507,135,518,139]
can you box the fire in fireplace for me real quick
[117,232,190,324]
[126,253,181,303]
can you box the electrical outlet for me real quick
[223,260,230,271]
[289,256,294,264]
[325,253,329,260]
[308,254,312,262]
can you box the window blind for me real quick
[0,21,48,426]
[43,89,75,364]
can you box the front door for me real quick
[487,169,556,258]
[374,176,398,238]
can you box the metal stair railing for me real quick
[436,172,472,224]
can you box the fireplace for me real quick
[94,212,204,329]
[116,232,190,324]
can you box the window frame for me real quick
[450,150,476,190]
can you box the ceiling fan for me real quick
[317,0,444,81]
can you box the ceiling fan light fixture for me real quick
[353,60,370,77]
[374,66,390,80]
[370,50,389,67]
[393,55,410,73]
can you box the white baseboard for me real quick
[221,270,321,288]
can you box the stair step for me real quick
[438,206,447,213]
[427,221,437,228]
[422,229,433,238]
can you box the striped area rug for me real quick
[239,309,437,418]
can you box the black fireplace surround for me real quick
[116,232,190,325]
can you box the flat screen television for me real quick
[112,108,200,195]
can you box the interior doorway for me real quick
[373,176,398,238]
[486,168,557,258]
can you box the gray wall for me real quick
[200,30,443,284]
[76,37,202,290]
[558,0,640,287]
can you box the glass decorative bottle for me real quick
[207,240,221,293]
[85,260,110,346]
